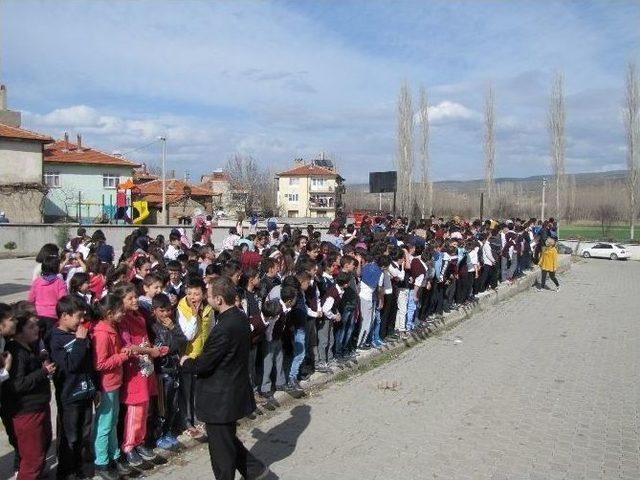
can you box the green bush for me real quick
[3,241,16,250]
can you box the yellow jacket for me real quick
[538,246,558,272]
[177,297,213,359]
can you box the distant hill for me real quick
[348,170,627,194]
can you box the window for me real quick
[289,177,300,186]
[286,193,299,202]
[44,172,60,188]
[312,178,325,188]
[103,173,119,189]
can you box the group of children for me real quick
[0,215,560,480]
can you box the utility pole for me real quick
[541,177,547,221]
[159,136,167,225]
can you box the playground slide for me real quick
[132,201,150,224]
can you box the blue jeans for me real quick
[406,293,419,331]
[288,327,306,382]
[334,308,355,357]
[371,307,382,345]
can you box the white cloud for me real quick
[414,101,480,125]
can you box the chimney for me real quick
[64,132,70,150]
[0,85,6,110]
[76,134,82,150]
[0,85,21,127]
[294,158,304,166]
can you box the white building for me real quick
[276,158,345,218]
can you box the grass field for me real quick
[561,224,636,242]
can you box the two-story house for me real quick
[0,85,54,223]
[276,158,345,218]
[0,123,53,223]
[43,134,139,222]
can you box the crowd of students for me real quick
[0,214,561,480]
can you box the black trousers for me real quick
[151,373,182,439]
[301,316,317,376]
[57,401,94,478]
[430,282,446,315]
[541,270,559,288]
[379,293,396,338]
[205,422,265,480]
[179,371,198,429]
[455,273,472,304]
[479,264,498,291]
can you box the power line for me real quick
[120,138,162,156]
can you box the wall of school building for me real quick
[43,163,134,222]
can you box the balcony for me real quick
[309,194,335,210]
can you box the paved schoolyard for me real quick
[1,259,638,479]
[0,257,36,303]
[145,259,640,480]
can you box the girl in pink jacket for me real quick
[28,255,67,350]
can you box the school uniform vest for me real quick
[323,285,344,315]
[408,257,427,286]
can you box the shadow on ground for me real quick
[249,405,311,479]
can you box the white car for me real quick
[581,242,631,260]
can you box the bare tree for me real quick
[567,174,577,223]
[624,62,640,240]
[596,204,619,239]
[483,84,496,215]
[225,153,274,215]
[548,71,566,235]
[395,81,414,216]
[417,85,431,218]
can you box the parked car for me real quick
[581,242,631,260]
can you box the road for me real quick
[147,259,640,480]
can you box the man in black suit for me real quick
[181,276,268,480]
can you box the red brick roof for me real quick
[137,178,214,204]
[277,164,339,177]
[44,140,140,167]
[0,123,53,142]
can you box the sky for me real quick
[2,0,639,183]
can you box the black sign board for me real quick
[369,171,397,193]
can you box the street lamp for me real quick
[159,136,167,225]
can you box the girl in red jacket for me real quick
[113,283,164,468]
[92,295,132,480]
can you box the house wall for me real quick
[277,175,338,218]
[166,197,207,224]
[43,163,134,222]
[0,187,44,223]
[0,139,43,184]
